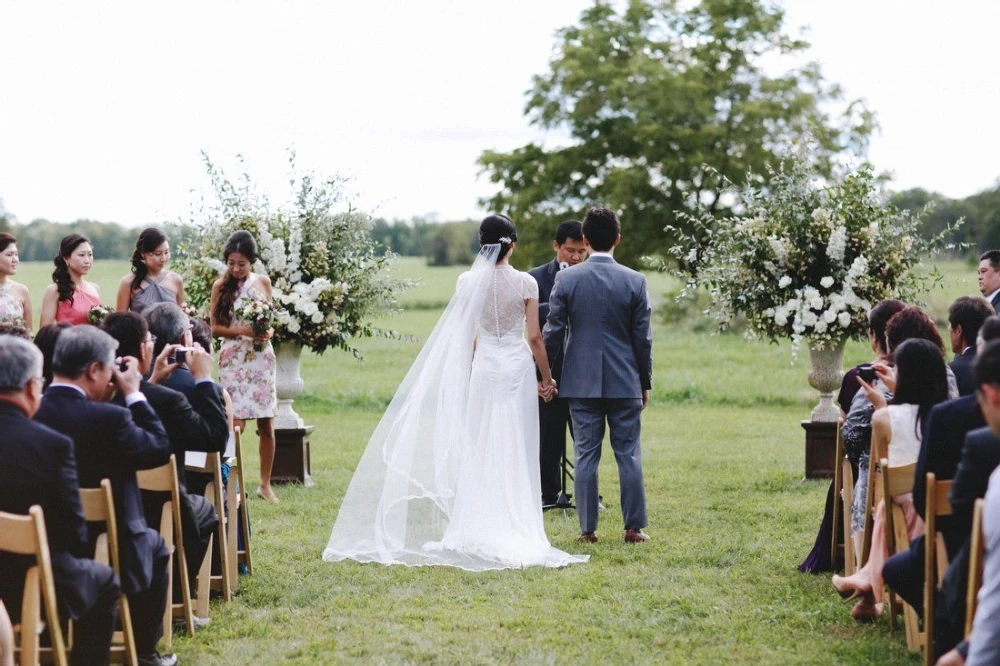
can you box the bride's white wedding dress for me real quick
[323,245,587,571]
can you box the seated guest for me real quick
[937,341,1000,665]
[948,296,995,396]
[832,338,951,620]
[883,315,1000,617]
[33,326,178,666]
[799,299,905,573]
[32,322,70,387]
[0,336,120,665]
[101,312,228,599]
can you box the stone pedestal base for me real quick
[272,426,314,486]
[801,420,838,480]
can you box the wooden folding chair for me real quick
[840,450,858,575]
[831,424,845,571]
[79,480,138,666]
[924,472,954,665]
[230,427,253,576]
[135,455,194,648]
[860,438,885,568]
[184,452,233,613]
[880,458,920,648]
[0,506,68,666]
[966,498,986,638]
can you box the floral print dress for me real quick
[0,281,24,326]
[219,273,277,419]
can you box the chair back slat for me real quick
[886,461,917,497]
[966,498,986,637]
[0,511,39,555]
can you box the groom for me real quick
[543,207,653,544]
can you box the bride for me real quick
[323,214,588,570]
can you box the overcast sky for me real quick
[2,1,997,227]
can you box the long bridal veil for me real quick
[323,244,502,566]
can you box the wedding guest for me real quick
[799,298,905,573]
[528,219,586,507]
[210,231,278,503]
[102,311,227,600]
[33,326,178,666]
[832,338,950,620]
[947,296,995,396]
[0,335,120,665]
[32,322,70,387]
[39,234,101,327]
[978,249,1000,312]
[0,233,33,331]
[116,228,185,314]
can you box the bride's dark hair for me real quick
[478,214,517,263]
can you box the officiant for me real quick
[529,220,588,507]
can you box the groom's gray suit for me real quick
[543,253,653,534]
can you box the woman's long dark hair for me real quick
[130,227,168,293]
[213,231,258,326]
[478,214,517,263]
[890,338,950,438]
[52,234,91,305]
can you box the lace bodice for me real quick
[458,266,538,341]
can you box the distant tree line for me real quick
[891,184,1000,253]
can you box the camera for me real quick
[168,347,190,365]
[858,364,877,383]
[117,359,129,372]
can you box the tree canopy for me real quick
[478,0,876,267]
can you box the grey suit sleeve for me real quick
[632,275,653,391]
[967,471,1000,665]
[543,274,567,370]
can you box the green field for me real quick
[9,256,981,664]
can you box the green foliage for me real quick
[174,151,412,357]
[667,153,958,357]
[425,220,479,266]
[478,0,876,268]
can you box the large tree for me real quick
[479,0,876,267]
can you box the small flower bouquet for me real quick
[234,297,282,353]
[86,304,114,326]
[668,152,960,358]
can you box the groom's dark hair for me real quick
[582,208,620,252]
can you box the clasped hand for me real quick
[538,378,558,402]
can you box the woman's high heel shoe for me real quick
[256,486,280,504]
[831,574,870,602]
[851,597,883,623]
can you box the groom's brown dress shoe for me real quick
[624,529,650,543]
[577,532,598,544]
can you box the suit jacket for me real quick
[543,254,652,398]
[991,291,1000,313]
[949,347,977,397]
[0,402,110,620]
[34,385,170,594]
[529,259,562,380]
[116,379,228,490]
[950,426,1000,548]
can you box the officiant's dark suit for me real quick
[543,208,652,540]
[529,257,572,505]
[0,396,120,665]
[35,383,173,657]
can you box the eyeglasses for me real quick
[147,334,157,344]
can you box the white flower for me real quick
[768,236,788,264]
[809,296,824,311]
[820,276,834,289]
[826,226,848,263]
[774,309,788,326]
[838,312,852,328]
[778,275,792,288]
[812,208,833,226]
[310,311,324,324]
[803,287,820,302]
[823,309,837,324]
[814,319,828,334]
[847,255,869,280]
[802,311,818,327]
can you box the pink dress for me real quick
[55,284,101,326]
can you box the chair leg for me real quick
[196,534,212,619]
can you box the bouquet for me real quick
[86,304,114,326]
[668,153,960,359]
[234,296,283,354]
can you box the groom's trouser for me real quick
[568,398,647,533]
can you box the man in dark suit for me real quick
[102,312,228,600]
[528,220,587,507]
[0,336,120,665]
[946,296,994,396]
[978,249,1000,312]
[33,326,178,666]
[544,208,653,544]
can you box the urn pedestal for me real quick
[802,341,845,479]
[272,342,314,486]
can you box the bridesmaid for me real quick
[39,234,100,327]
[210,231,279,503]
[0,233,33,331]
[116,227,184,313]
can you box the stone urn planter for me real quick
[274,341,306,430]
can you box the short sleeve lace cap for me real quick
[522,272,539,301]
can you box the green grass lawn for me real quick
[8,256,982,664]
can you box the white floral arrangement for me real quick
[176,152,411,357]
[669,154,959,358]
